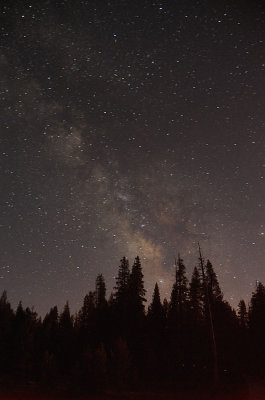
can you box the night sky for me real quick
[1,0,265,316]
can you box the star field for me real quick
[1,0,265,315]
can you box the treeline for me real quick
[0,254,265,395]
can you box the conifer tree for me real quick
[59,302,73,331]
[148,283,163,319]
[248,282,265,373]
[0,291,14,376]
[148,283,165,334]
[44,306,58,326]
[0,291,13,339]
[0,291,13,322]
[162,298,169,318]
[114,257,130,305]
[237,299,247,328]
[128,256,146,314]
[189,266,203,320]
[11,302,39,380]
[77,292,96,350]
[205,260,223,302]
[198,246,219,386]
[58,302,74,375]
[168,256,189,372]
[42,306,59,355]
[79,291,95,328]
[170,254,188,315]
[147,283,165,349]
[249,282,265,332]
[95,274,107,309]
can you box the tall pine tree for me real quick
[114,257,130,306]
[128,256,146,315]
[170,254,188,316]
[95,274,107,309]
[148,283,163,320]
[248,282,265,374]
[205,260,223,303]
[237,299,247,328]
[189,266,203,321]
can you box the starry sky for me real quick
[1,0,265,316]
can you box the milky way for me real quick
[1,0,265,315]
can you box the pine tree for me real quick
[44,306,58,326]
[235,300,248,374]
[114,257,130,305]
[205,260,223,302]
[0,291,13,339]
[148,283,163,319]
[162,298,169,318]
[11,302,39,381]
[79,291,95,328]
[168,255,189,372]
[0,291,14,376]
[58,302,74,375]
[170,254,188,315]
[189,266,203,320]
[237,299,247,328]
[128,256,146,314]
[147,283,165,344]
[0,291,13,321]
[42,306,59,355]
[198,246,219,386]
[95,274,107,309]
[59,302,73,331]
[77,292,96,351]
[247,282,265,374]
[249,282,265,332]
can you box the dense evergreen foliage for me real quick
[0,255,264,395]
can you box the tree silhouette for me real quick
[249,282,265,331]
[11,302,39,381]
[170,254,188,317]
[198,247,219,386]
[57,302,74,376]
[0,255,263,394]
[41,306,59,385]
[114,256,130,305]
[189,266,203,321]
[79,291,95,329]
[95,274,107,309]
[237,299,248,328]
[146,283,166,382]
[0,291,14,376]
[128,256,146,315]
[205,260,223,303]
[248,282,265,375]
[148,283,163,321]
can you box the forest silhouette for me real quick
[0,253,264,398]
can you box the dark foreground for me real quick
[1,379,265,400]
